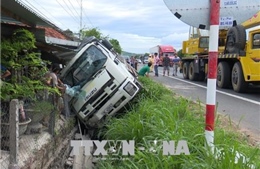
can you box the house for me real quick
[1,0,80,64]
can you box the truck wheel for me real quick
[225,25,246,53]
[182,62,189,79]
[231,62,248,92]
[217,62,231,88]
[188,62,199,81]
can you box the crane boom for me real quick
[241,11,260,29]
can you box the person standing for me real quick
[148,54,154,72]
[162,54,171,76]
[130,56,135,68]
[154,53,160,77]
[134,56,138,70]
[172,54,180,76]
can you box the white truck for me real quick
[60,37,141,128]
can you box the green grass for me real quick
[96,77,260,169]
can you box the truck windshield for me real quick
[199,37,209,48]
[62,45,107,87]
[164,52,174,57]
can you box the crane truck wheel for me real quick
[182,62,189,79]
[231,62,248,93]
[217,62,231,88]
[188,62,199,81]
[225,25,246,53]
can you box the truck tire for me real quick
[231,62,248,93]
[182,62,189,79]
[225,25,246,53]
[217,62,231,88]
[188,62,199,81]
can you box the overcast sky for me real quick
[18,0,190,54]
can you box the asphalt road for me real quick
[145,65,260,140]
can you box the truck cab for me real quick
[60,37,141,128]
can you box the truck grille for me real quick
[79,78,119,117]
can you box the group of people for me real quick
[138,53,180,77]
[126,56,139,70]
[162,54,180,77]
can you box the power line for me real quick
[67,0,80,17]
[55,0,80,24]
[20,0,56,25]
[69,0,94,29]
[75,0,81,6]
[19,0,94,32]
[30,0,69,29]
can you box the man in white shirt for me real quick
[154,53,160,77]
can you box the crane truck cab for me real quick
[60,37,141,128]
[180,12,260,93]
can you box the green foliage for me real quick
[97,77,260,169]
[80,27,122,54]
[81,27,103,39]
[109,38,122,54]
[177,49,184,58]
[28,100,54,113]
[0,29,59,101]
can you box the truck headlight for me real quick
[123,82,137,96]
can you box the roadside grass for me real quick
[97,77,260,169]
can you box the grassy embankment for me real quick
[97,77,260,169]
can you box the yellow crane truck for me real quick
[181,12,260,93]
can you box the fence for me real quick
[0,93,73,169]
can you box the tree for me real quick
[109,38,122,54]
[80,28,122,54]
[81,27,103,39]
[177,49,184,58]
[1,29,58,101]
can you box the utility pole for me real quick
[79,0,83,40]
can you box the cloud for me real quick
[18,0,190,53]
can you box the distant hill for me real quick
[121,51,137,57]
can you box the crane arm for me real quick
[241,11,260,29]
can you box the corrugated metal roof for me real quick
[1,0,80,46]
[1,0,59,28]
[1,0,80,63]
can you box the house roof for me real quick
[1,0,59,29]
[1,0,80,43]
[1,0,81,63]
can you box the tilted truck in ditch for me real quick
[180,12,260,93]
[60,37,141,128]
